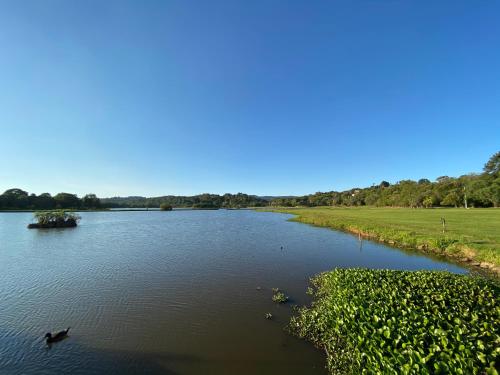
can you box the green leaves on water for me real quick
[290,269,500,375]
[272,290,289,303]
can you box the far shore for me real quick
[0,207,261,213]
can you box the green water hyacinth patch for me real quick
[272,290,289,303]
[290,269,499,374]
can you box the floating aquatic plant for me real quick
[272,291,289,304]
[290,268,499,375]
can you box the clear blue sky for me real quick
[1,1,499,197]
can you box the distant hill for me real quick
[258,196,297,201]
[100,193,269,209]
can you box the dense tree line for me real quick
[271,152,500,208]
[0,189,101,210]
[0,190,268,210]
[1,152,498,210]
[101,193,268,209]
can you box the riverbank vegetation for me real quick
[28,211,80,228]
[101,192,268,209]
[159,203,173,211]
[0,190,268,210]
[291,269,499,375]
[271,152,500,208]
[2,152,498,211]
[0,189,102,210]
[264,207,500,269]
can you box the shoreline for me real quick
[0,207,261,213]
[262,207,500,278]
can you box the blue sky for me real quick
[1,1,499,197]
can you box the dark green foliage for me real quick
[271,151,500,208]
[484,151,500,176]
[160,203,173,211]
[2,152,499,210]
[31,210,81,228]
[35,193,56,210]
[0,190,266,210]
[0,188,30,209]
[291,269,499,375]
[82,194,101,209]
[101,192,268,209]
[0,189,101,210]
[272,291,288,303]
[53,192,80,209]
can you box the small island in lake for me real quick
[27,211,80,229]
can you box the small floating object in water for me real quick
[256,286,262,291]
[272,291,289,304]
[265,313,273,319]
[45,327,70,344]
[280,246,284,250]
[271,287,280,293]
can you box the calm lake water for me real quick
[0,210,466,375]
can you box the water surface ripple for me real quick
[0,210,465,374]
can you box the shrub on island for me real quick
[28,211,80,229]
[160,203,173,211]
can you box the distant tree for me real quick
[1,188,29,208]
[483,151,500,176]
[160,203,172,211]
[3,188,28,196]
[436,176,450,183]
[418,178,431,185]
[36,193,56,210]
[475,177,500,207]
[441,191,461,207]
[54,193,80,209]
[423,196,437,208]
[82,194,101,209]
[379,181,390,188]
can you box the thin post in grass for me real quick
[441,217,446,233]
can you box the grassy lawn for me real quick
[263,207,500,268]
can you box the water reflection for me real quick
[0,210,466,374]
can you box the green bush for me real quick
[431,237,459,251]
[272,291,288,303]
[34,210,80,225]
[290,269,499,375]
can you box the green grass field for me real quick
[264,207,500,269]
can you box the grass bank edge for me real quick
[259,207,500,274]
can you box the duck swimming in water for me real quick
[45,327,70,344]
